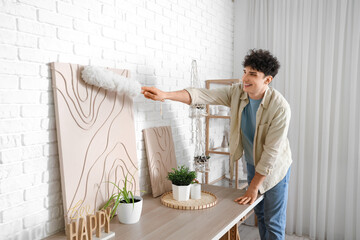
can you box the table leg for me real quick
[219,223,240,240]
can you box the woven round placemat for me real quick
[160,191,217,210]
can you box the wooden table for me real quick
[46,184,263,240]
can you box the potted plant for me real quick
[167,165,196,201]
[102,175,143,224]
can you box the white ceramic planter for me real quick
[172,184,191,201]
[190,183,201,200]
[116,196,143,224]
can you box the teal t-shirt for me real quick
[241,97,262,166]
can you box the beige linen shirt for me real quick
[186,84,292,193]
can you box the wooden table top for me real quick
[46,184,263,240]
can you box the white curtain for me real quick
[234,0,360,239]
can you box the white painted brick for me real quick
[115,41,137,53]
[0,134,21,149]
[20,77,50,90]
[0,105,20,119]
[0,13,16,30]
[102,4,116,17]
[0,29,16,45]
[58,53,89,65]
[0,191,23,212]
[74,44,102,57]
[40,64,53,78]
[163,42,177,53]
[38,9,72,28]
[27,224,47,240]
[57,1,88,20]
[24,182,60,201]
[22,130,56,146]
[44,192,62,208]
[125,13,145,27]
[0,219,22,239]
[89,35,114,48]
[15,32,37,48]
[90,58,116,68]
[137,65,154,75]
[3,3,37,19]
[156,0,172,9]
[0,90,40,104]
[38,37,73,53]
[42,168,60,183]
[0,162,23,180]
[0,145,43,164]
[126,53,145,65]
[0,74,18,89]
[43,143,58,157]
[21,104,54,118]
[46,217,65,236]
[144,19,162,33]
[23,158,48,174]
[126,33,145,47]
[115,20,136,34]
[1,199,44,223]
[40,91,54,105]
[89,12,114,27]
[19,48,57,63]
[0,173,40,194]
[17,18,56,37]
[145,1,163,15]
[57,28,88,44]
[102,27,126,41]
[136,25,155,40]
[137,7,155,20]
[23,209,48,228]
[18,0,55,10]
[73,19,100,34]
[0,61,39,76]
[102,49,125,62]
[145,39,162,50]
[41,117,56,130]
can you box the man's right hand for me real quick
[141,86,166,102]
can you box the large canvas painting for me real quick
[50,63,139,224]
[143,126,176,197]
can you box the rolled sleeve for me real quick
[184,87,232,106]
[255,106,291,176]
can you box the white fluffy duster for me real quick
[81,65,141,98]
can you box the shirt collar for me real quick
[240,85,272,109]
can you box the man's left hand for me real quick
[234,187,258,205]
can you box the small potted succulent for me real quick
[102,175,143,224]
[167,165,197,201]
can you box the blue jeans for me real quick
[247,163,291,240]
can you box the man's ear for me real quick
[265,76,273,85]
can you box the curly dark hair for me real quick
[242,49,280,77]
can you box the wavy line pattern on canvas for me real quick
[143,126,176,197]
[51,63,138,223]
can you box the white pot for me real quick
[190,184,201,200]
[116,196,143,224]
[172,184,191,201]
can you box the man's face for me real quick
[241,66,272,99]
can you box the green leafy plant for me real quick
[102,174,141,219]
[167,165,197,186]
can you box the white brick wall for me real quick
[0,0,234,238]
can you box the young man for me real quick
[141,49,292,240]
